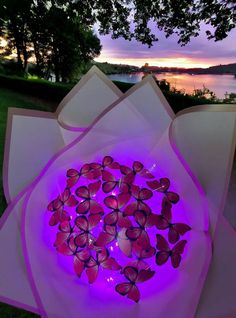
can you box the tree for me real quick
[28,1,101,81]
[0,0,32,71]
[70,0,236,46]
[1,0,235,80]
[0,0,101,81]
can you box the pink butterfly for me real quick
[75,180,103,214]
[155,198,191,244]
[90,156,120,172]
[66,163,99,188]
[54,221,73,247]
[115,266,155,302]
[120,161,155,180]
[74,214,101,247]
[101,170,132,193]
[104,193,132,228]
[124,185,153,216]
[74,249,91,277]
[125,210,154,249]
[47,188,78,213]
[156,234,187,268]
[56,237,91,277]
[48,209,70,226]
[95,226,132,257]
[126,209,158,246]
[127,241,156,270]
[48,188,78,226]
[146,178,180,204]
[86,247,121,283]
[56,235,78,255]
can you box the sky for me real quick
[95,24,236,68]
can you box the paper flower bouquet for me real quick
[0,66,236,318]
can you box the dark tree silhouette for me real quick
[90,0,236,46]
[0,0,235,80]
[0,0,101,81]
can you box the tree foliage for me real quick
[0,0,101,81]
[89,0,236,46]
[0,0,235,81]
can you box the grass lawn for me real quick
[0,87,56,317]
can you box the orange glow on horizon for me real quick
[95,56,213,69]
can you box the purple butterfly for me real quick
[120,161,155,181]
[75,180,103,214]
[115,266,155,303]
[47,188,78,226]
[96,226,132,257]
[102,170,132,193]
[86,247,121,283]
[146,178,180,204]
[155,197,191,243]
[104,193,132,228]
[124,185,153,216]
[156,234,187,268]
[74,214,101,247]
[66,163,100,188]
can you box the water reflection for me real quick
[108,72,236,99]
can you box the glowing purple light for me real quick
[47,156,191,302]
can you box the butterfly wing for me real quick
[126,227,142,241]
[89,200,104,215]
[117,228,132,257]
[76,200,90,214]
[134,210,147,227]
[54,232,70,247]
[104,195,118,209]
[123,266,138,282]
[104,211,118,226]
[86,256,98,284]
[74,255,85,277]
[132,161,144,173]
[117,193,131,208]
[173,223,191,235]
[166,192,180,204]
[136,268,155,283]
[102,171,117,193]
[168,227,180,244]
[74,233,88,247]
[171,240,187,268]
[95,226,116,246]
[88,214,101,230]
[123,201,138,216]
[66,168,80,188]
[115,283,140,303]
[75,215,88,231]
[75,186,90,199]
[139,188,153,201]
[117,214,132,228]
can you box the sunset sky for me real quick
[95,24,236,68]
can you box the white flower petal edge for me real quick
[22,75,209,318]
[0,73,172,313]
[3,66,122,204]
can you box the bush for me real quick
[0,74,72,105]
[0,74,221,114]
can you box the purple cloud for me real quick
[95,23,236,67]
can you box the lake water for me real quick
[108,72,236,99]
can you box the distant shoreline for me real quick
[117,70,236,76]
[94,61,236,76]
